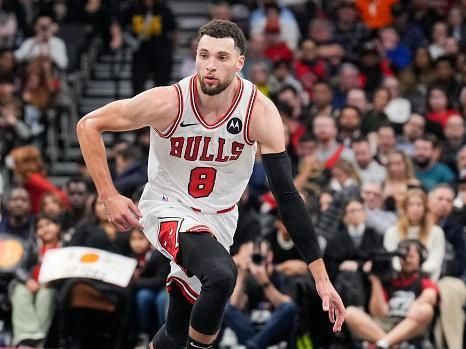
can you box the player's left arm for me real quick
[249,93,345,331]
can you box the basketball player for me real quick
[77,20,345,349]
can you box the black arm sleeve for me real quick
[262,151,322,264]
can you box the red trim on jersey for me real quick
[153,84,183,138]
[190,75,244,129]
[166,276,199,304]
[189,205,236,214]
[244,85,257,145]
[187,224,214,235]
[216,205,236,214]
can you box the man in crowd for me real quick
[413,135,455,190]
[397,114,425,157]
[313,114,354,167]
[361,182,397,236]
[351,137,386,185]
[61,177,90,242]
[0,188,34,240]
[441,115,465,176]
[429,184,466,349]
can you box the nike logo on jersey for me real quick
[180,121,198,127]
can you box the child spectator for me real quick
[39,191,66,222]
[10,214,61,347]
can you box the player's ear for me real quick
[236,55,245,72]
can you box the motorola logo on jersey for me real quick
[226,117,242,134]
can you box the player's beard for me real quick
[200,75,234,96]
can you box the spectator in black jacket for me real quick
[128,228,170,343]
[0,187,34,241]
[68,195,123,253]
[264,211,308,277]
[61,177,90,243]
[324,198,382,307]
[122,0,177,95]
[315,159,360,242]
[429,184,466,349]
[114,145,147,198]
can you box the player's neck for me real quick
[196,77,238,119]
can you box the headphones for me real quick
[398,239,429,265]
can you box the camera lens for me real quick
[251,253,263,265]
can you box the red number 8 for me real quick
[188,167,217,198]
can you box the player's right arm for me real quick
[76,86,179,231]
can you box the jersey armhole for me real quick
[243,85,257,145]
[153,84,183,138]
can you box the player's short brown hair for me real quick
[198,19,246,55]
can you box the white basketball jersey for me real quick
[145,75,258,213]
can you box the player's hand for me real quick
[315,278,345,332]
[102,194,143,232]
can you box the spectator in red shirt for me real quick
[293,39,327,100]
[345,240,438,349]
[425,86,459,130]
[9,145,68,214]
[262,6,293,63]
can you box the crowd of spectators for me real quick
[0,0,466,349]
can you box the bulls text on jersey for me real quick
[170,136,245,162]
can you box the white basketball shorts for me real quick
[139,185,238,303]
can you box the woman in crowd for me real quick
[9,145,68,214]
[382,150,420,211]
[20,57,58,139]
[425,86,459,130]
[384,188,445,280]
[68,194,124,253]
[410,46,436,89]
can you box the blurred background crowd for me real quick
[0,0,465,348]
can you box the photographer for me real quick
[345,240,438,349]
[14,14,68,70]
[225,241,297,349]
